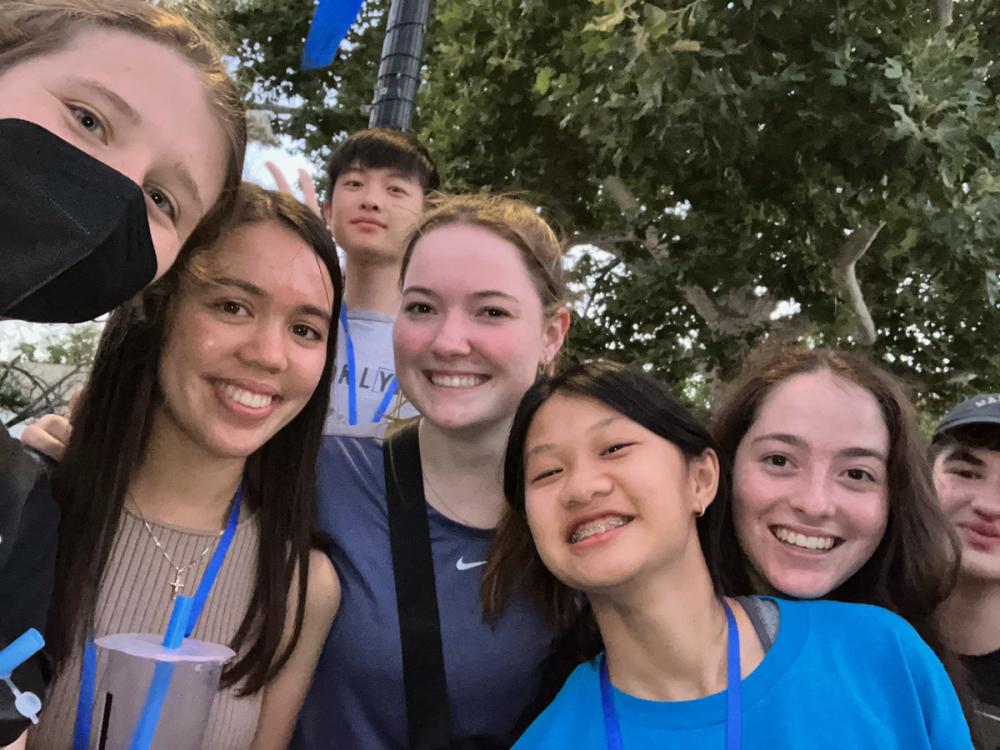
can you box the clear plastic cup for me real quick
[89,633,234,749]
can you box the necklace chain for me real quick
[422,470,481,528]
[130,495,224,599]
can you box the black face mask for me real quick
[0,118,157,323]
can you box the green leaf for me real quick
[644,5,673,41]
[671,39,702,53]
[534,66,555,95]
[884,58,904,80]
[585,7,627,33]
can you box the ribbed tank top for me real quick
[29,505,262,749]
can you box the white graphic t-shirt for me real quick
[324,310,417,438]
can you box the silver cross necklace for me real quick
[130,495,224,598]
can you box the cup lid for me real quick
[94,633,235,664]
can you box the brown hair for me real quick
[707,346,980,726]
[399,193,567,320]
[51,184,342,696]
[0,0,247,211]
[708,346,960,616]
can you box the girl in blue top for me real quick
[708,347,977,732]
[485,361,972,748]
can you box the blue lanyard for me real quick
[600,599,741,750]
[73,488,243,750]
[339,305,399,426]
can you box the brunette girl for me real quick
[492,361,971,748]
[33,185,341,749]
[708,348,959,663]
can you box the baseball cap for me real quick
[934,393,1000,439]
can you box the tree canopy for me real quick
[214,0,1000,413]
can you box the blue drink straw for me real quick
[0,629,44,679]
[128,596,192,750]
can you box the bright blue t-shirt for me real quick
[292,435,555,749]
[515,598,972,749]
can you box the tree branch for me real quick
[833,222,885,346]
[601,176,641,215]
[246,109,279,145]
[680,285,774,336]
[570,231,634,251]
[937,0,953,30]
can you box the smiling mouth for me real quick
[427,373,489,388]
[770,525,841,552]
[218,382,275,409]
[569,515,634,544]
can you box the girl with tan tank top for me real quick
[29,185,343,749]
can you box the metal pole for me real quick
[368,0,431,131]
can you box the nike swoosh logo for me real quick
[456,557,487,571]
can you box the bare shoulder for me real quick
[303,549,340,622]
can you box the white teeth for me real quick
[430,374,486,388]
[221,383,273,409]
[570,516,632,544]
[773,527,836,551]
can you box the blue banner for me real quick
[302,0,366,71]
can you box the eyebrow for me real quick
[342,166,416,182]
[752,432,886,462]
[944,449,985,466]
[212,276,332,323]
[751,433,807,449]
[72,78,141,125]
[171,162,204,216]
[402,286,518,302]
[525,415,624,459]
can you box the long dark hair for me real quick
[482,361,725,731]
[483,359,724,627]
[49,184,342,695]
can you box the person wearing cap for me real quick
[932,394,1000,747]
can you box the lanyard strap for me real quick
[339,305,399,426]
[186,488,242,636]
[73,487,242,750]
[600,599,741,750]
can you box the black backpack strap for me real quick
[384,423,453,750]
